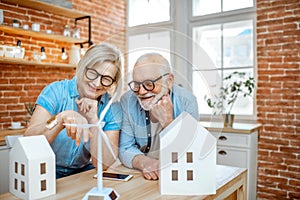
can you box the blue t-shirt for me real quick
[36,77,122,175]
[119,84,199,168]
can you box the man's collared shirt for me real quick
[119,84,199,168]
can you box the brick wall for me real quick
[0,0,126,129]
[256,0,300,199]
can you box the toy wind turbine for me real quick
[65,93,120,200]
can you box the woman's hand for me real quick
[76,98,99,123]
[61,111,92,146]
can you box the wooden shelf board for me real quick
[0,25,86,43]
[1,0,89,18]
[0,57,76,68]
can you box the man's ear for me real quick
[167,73,174,88]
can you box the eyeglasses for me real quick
[85,68,115,87]
[128,73,169,92]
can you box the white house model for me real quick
[159,112,217,195]
[9,135,56,200]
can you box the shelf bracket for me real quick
[75,16,92,46]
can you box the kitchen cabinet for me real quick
[0,145,10,195]
[201,122,260,200]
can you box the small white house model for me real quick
[159,112,217,195]
[9,135,56,200]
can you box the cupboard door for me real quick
[216,147,249,168]
[212,132,250,148]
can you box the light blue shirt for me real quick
[36,77,122,175]
[119,84,199,168]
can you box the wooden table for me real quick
[0,128,26,146]
[0,164,247,200]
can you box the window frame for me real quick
[188,2,257,122]
[126,0,174,81]
[126,0,257,122]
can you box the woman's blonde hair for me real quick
[76,42,123,86]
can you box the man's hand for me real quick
[150,95,173,128]
[132,154,159,180]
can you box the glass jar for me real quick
[63,25,71,37]
[73,26,80,39]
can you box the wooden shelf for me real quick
[0,25,86,43]
[0,57,76,68]
[1,0,89,18]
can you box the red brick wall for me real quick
[256,0,300,199]
[0,0,126,129]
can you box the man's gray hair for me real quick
[134,52,172,74]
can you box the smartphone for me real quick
[93,172,133,181]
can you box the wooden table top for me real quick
[0,163,247,200]
[0,128,26,146]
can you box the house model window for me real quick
[187,152,193,163]
[13,161,26,193]
[172,170,178,181]
[171,152,194,181]
[172,152,178,163]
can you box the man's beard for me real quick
[137,83,169,111]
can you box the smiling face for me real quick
[78,61,118,100]
[75,43,122,100]
[132,54,174,110]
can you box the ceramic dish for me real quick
[8,126,25,130]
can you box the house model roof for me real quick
[160,111,215,159]
[14,135,55,160]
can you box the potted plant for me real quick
[204,71,255,127]
[24,102,34,125]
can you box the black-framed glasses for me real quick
[128,73,169,92]
[85,68,115,87]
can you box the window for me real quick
[192,0,254,16]
[40,163,46,174]
[127,0,171,83]
[127,1,256,120]
[172,170,178,181]
[41,180,47,191]
[191,1,255,118]
[186,152,193,163]
[14,162,18,173]
[14,179,18,190]
[187,170,193,181]
[172,152,178,163]
[21,164,25,176]
[192,19,254,116]
[128,0,170,27]
[21,181,25,193]
[127,31,171,74]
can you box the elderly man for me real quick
[119,53,199,180]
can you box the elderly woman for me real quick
[25,43,123,178]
